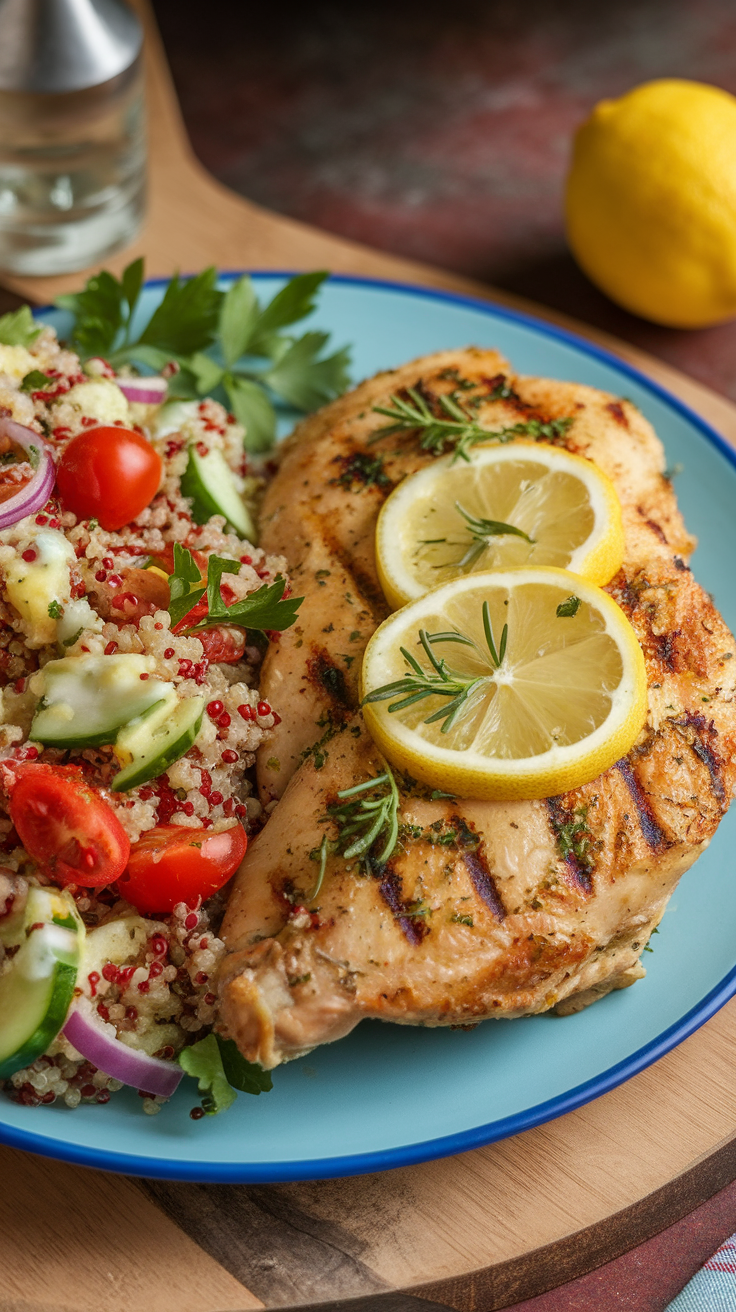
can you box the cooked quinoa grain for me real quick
[0,327,285,1112]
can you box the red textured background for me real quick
[150,3,736,1304]
[152,0,736,405]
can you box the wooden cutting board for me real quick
[3,5,736,1311]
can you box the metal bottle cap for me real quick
[0,0,142,94]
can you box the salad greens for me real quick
[56,260,352,452]
[167,542,303,634]
[179,1034,272,1115]
[0,305,42,348]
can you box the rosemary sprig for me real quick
[371,387,572,462]
[327,767,400,865]
[308,833,329,902]
[362,601,507,734]
[442,502,534,570]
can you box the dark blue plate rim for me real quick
[1,271,734,1183]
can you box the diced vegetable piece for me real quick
[111,694,204,791]
[0,885,84,1079]
[180,444,256,540]
[29,654,175,747]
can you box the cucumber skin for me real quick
[0,960,77,1080]
[111,708,204,792]
[180,446,255,539]
[30,723,120,749]
[180,448,219,526]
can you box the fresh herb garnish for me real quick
[552,805,593,869]
[643,926,660,954]
[437,502,534,570]
[20,369,54,393]
[327,766,400,866]
[308,833,329,901]
[47,600,64,619]
[216,1036,272,1095]
[556,595,581,618]
[335,451,390,490]
[371,386,572,462]
[0,305,42,348]
[57,259,216,363]
[167,542,302,635]
[362,601,507,734]
[178,1033,271,1115]
[57,260,351,452]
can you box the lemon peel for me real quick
[566,79,736,328]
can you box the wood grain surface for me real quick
[2,4,736,1311]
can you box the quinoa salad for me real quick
[0,282,315,1118]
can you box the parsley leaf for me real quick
[0,305,42,348]
[264,331,352,411]
[219,275,260,367]
[20,369,54,393]
[167,545,303,634]
[57,259,351,453]
[217,1036,272,1094]
[166,542,205,628]
[56,269,125,356]
[224,375,277,452]
[57,262,221,364]
[137,267,220,356]
[205,554,240,616]
[178,1034,236,1115]
[248,270,329,352]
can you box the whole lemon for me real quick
[566,79,736,327]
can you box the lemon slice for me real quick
[361,568,647,801]
[376,442,624,610]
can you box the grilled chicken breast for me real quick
[218,349,736,1070]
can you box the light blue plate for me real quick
[2,274,736,1183]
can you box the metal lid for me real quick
[0,0,142,94]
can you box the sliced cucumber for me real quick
[152,399,199,438]
[0,886,84,1079]
[29,654,175,748]
[180,444,256,541]
[111,694,204,792]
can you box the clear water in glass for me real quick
[0,58,145,276]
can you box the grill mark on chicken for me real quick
[306,648,353,714]
[545,797,594,892]
[616,758,669,850]
[319,527,390,620]
[377,868,429,944]
[677,712,726,804]
[638,507,668,544]
[462,848,506,921]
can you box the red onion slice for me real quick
[63,997,183,1098]
[116,376,168,406]
[0,418,55,530]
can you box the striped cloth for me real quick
[666,1236,736,1310]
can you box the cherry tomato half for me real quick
[117,823,247,913]
[8,763,131,888]
[56,426,162,531]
